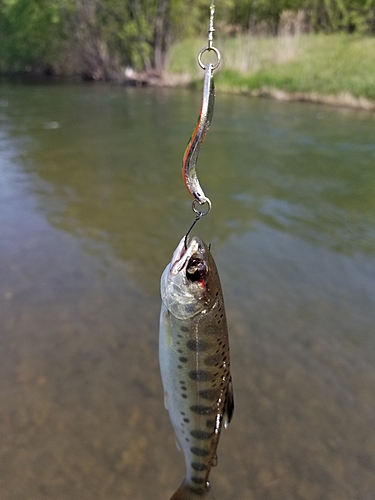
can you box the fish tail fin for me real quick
[170,481,216,500]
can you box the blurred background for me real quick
[1,2,375,500]
[0,0,375,102]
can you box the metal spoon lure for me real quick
[182,62,215,209]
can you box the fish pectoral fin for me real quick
[223,377,234,429]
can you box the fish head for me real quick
[161,235,218,320]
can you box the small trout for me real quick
[159,236,234,500]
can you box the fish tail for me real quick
[170,481,216,500]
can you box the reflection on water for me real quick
[1,81,375,500]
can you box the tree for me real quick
[1,0,374,77]
[0,0,72,72]
[305,0,375,33]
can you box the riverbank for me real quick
[2,33,374,111]
[166,33,375,110]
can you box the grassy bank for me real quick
[167,34,375,108]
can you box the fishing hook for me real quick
[184,199,212,249]
[184,214,201,250]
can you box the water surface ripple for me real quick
[0,82,375,500]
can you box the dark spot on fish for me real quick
[191,462,208,471]
[183,418,190,423]
[190,405,215,415]
[199,388,221,400]
[180,326,189,332]
[218,320,221,324]
[181,411,185,415]
[186,339,209,352]
[177,349,183,353]
[189,370,212,381]
[191,477,206,484]
[215,291,219,296]
[179,357,188,363]
[178,365,183,369]
[180,381,185,385]
[220,314,224,318]
[204,355,219,367]
[191,447,209,457]
[181,386,187,391]
[191,430,212,440]
[181,394,187,399]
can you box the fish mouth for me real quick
[161,235,209,318]
[170,236,203,276]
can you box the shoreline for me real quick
[126,70,375,111]
[1,70,375,112]
[217,84,375,111]
[166,34,375,112]
[161,72,375,111]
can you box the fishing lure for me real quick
[182,62,215,208]
[182,0,220,213]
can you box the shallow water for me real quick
[0,81,375,500]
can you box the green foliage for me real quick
[168,33,375,101]
[0,0,72,71]
[217,34,375,101]
[306,0,375,33]
[0,0,375,76]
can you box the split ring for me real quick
[192,198,212,217]
[198,46,221,71]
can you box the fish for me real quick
[159,235,234,500]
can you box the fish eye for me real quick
[186,257,207,282]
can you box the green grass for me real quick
[167,34,375,102]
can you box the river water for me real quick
[0,80,375,500]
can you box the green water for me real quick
[1,81,375,500]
